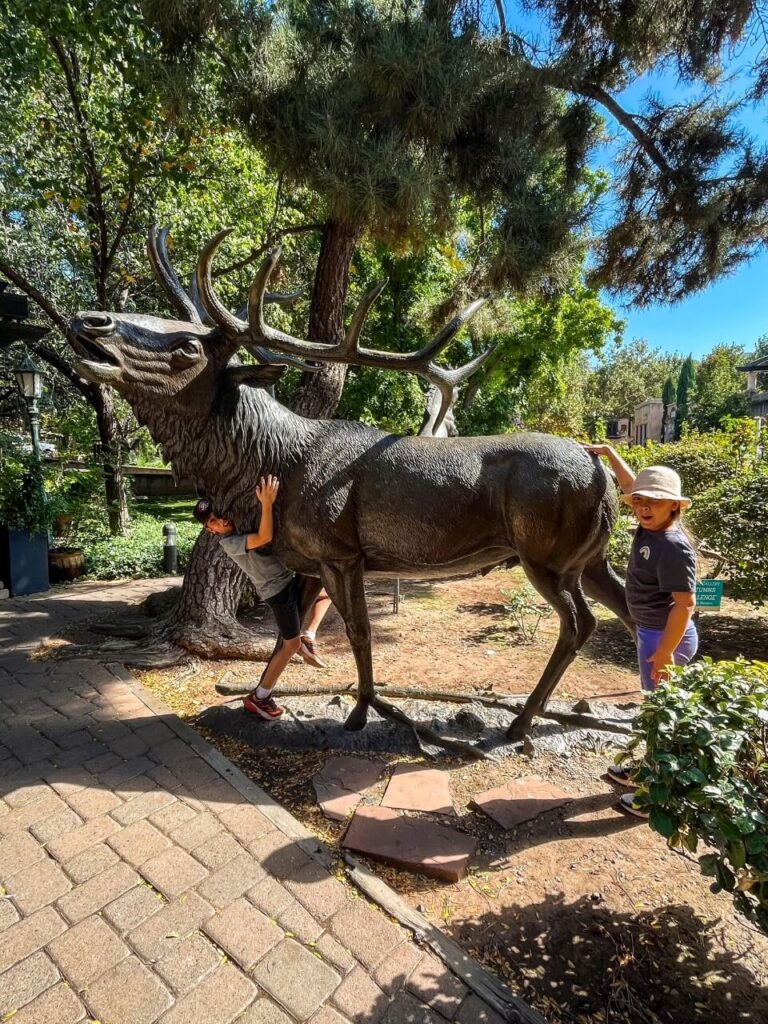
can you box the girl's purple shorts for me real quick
[636,624,699,692]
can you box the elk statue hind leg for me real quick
[581,555,636,640]
[319,559,374,731]
[507,564,597,741]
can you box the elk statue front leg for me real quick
[319,559,374,730]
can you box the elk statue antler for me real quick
[195,228,496,433]
[148,226,314,371]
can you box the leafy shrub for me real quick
[626,659,768,934]
[501,584,553,643]
[689,472,768,605]
[73,512,199,579]
[608,513,634,573]
[0,442,50,533]
[616,419,761,497]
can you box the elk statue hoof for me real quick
[506,715,532,742]
[343,702,369,732]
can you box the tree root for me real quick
[58,615,274,669]
[215,678,634,736]
[370,696,494,761]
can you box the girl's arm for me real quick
[245,476,279,550]
[646,592,696,685]
[581,443,636,495]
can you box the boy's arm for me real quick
[581,443,636,494]
[245,475,279,550]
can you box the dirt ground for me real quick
[102,567,768,1023]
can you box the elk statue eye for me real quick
[170,339,202,367]
[174,339,200,357]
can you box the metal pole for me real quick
[26,395,41,462]
[163,523,178,575]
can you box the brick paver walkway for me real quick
[0,581,520,1024]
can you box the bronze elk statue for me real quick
[70,228,633,747]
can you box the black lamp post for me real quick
[14,351,44,461]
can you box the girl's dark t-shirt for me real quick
[625,526,697,630]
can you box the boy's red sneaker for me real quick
[243,693,285,720]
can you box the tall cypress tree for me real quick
[661,376,676,440]
[675,356,697,439]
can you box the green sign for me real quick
[696,579,724,609]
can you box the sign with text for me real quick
[696,579,724,609]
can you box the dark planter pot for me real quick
[0,528,49,596]
[49,547,85,583]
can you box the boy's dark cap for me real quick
[193,497,214,524]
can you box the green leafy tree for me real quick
[0,1,282,534]
[0,0,188,532]
[586,338,682,422]
[690,344,750,432]
[149,0,768,310]
[675,355,697,439]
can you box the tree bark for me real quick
[163,531,272,659]
[290,217,363,419]
[92,385,130,536]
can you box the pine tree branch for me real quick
[212,223,324,278]
[577,81,677,179]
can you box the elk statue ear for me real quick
[225,364,287,390]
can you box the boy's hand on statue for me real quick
[256,475,280,506]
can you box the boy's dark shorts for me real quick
[265,577,301,640]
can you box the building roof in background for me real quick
[738,354,768,371]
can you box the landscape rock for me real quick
[471,775,571,829]
[381,764,455,815]
[342,806,477,881]
[312,755,385,821]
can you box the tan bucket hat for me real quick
[621,466,691,509]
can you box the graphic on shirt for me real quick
[640,545,650,560]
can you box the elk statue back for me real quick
[70,228,633,746]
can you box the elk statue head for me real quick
[71,227,494,434]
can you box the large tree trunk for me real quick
[154,216,362,662]
[92,385,130,536]
[290,217,362,419]
[163,532,271,659]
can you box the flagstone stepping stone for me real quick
[342,806,477,881]
[381,764,455,815]
[312,755,385,821]
[470,775,571,829]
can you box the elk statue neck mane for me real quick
[131,383,316,527]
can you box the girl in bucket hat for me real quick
[582,445,698,817]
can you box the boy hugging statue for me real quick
[193,477,331,720]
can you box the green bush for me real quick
[626,659,768,934]
[73,512,200,579]
[0,442,51,533]
[689,472,768,605]
[616,419,761,496]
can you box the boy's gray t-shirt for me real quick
[625,526,697,630]
[218,534,294,601]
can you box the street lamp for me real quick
[14,351,44,460]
